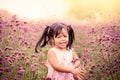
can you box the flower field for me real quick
[0,13,120,80]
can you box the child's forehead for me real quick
[53,26,69,37]
[57,28,68,35]
[61,28,68,33]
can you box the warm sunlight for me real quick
[0,0,120,20]
[64,0,120,19]
[0,0,67,20]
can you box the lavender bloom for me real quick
[4,46,13,51]
[17,69,25,75]
[3,78,9,80]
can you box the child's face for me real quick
[53,28,69,50]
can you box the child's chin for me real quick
[57,44,67,49]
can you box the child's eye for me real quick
[65,36,68,37]
[56,36,61,38]
[64,35,68,37]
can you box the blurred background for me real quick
[0,0,120,21]
[0,0,120,80]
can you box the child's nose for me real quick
[61,37,66,40]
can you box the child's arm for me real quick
[73,52,87,79]
[72,52,80,68]
[47,49,74,73]
[47,49,86,79]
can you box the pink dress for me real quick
[46,48,75,80]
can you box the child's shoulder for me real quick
[47,48,57,57]
[47,48,55,54]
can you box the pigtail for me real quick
[35,26,51,53]
[67,25,75,49]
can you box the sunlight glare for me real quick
[0,0,67,20]
[0,0,120,20]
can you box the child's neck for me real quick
[54,46,67,52]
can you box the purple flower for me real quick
[15,78,22,80]
[96,64,100,67]
[0,56,3,61]
[20,40,28,46]
[78,40,83,45]
[0,29,2,35]
[23,22,27,24]
[3,78,9,80]
[25,61,30,66]
[91,65,95,70]
[5,57,13,63]
[18,35,23,40]
[31,54,36,57]
[0,71,3,76]
[13,50,19,55]
[17,69,25,75]
[43,77,51,80]
[21,26,29,32]
[4,67,10,72]
[0,68,4,71]
[89,70,93,74]
[4,46,13,51]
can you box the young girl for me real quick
[35,23,86,80]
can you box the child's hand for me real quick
[78,67,86,80]
[71,68,82,80]
[72,67,86,80]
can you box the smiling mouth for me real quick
[60,42,66,44]
[59,42,67,45]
